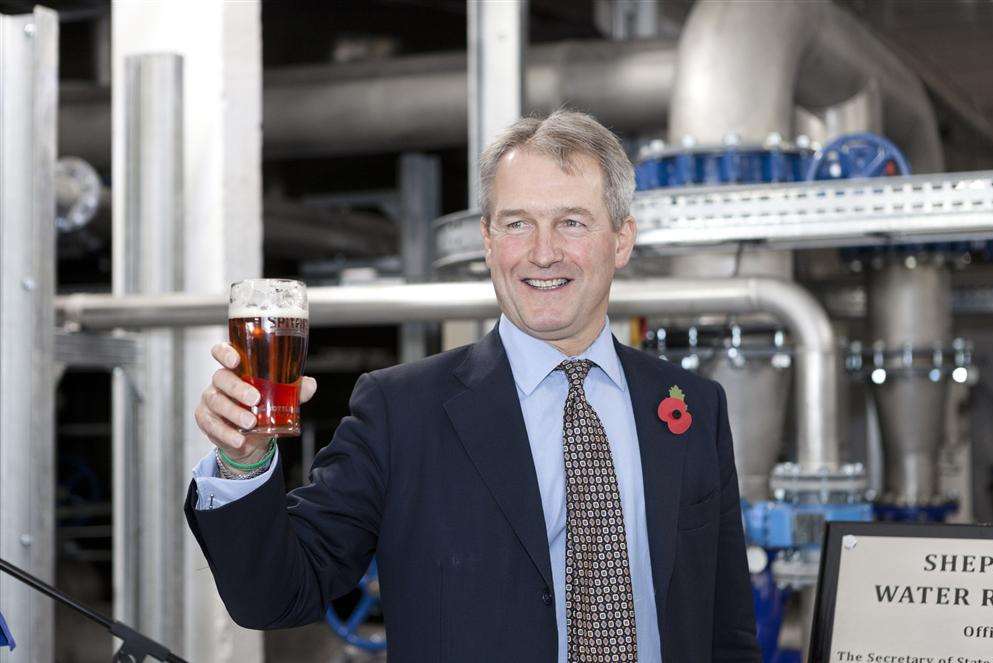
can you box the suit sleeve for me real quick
[711,380,762,662]
[185,372,389,630]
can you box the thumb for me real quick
[300,376,317,403]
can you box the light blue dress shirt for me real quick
[192,314,661,661]
[498,314,661,663]
[192,448,278,510]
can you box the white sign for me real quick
[830,535,993,663]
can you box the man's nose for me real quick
[528,227,562,267]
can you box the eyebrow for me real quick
[494,206,595,220]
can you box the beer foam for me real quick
[229,305,309,320]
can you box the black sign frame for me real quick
[809,520,993,663]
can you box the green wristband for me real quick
[218,438,276,471]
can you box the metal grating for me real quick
[631,171,993,252]
[433,171,993,268]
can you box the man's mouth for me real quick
[522,278,572,291]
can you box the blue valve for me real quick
[805,132,910,181]
[324,559,387,651]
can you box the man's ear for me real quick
[480,217,492,266]
[614,215,637,269]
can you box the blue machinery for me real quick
[637,132,964,662]
[324,559,387,652]
[634,131,910,189]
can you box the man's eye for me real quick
[563,219,584,228]
[507,220,526,229]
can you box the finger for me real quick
[204,386,257,432]
[211,342,240,370]
[194,404,241,450]
[300,376,317,403]
[194,405,217,444]
[201,407,247,451]
[212,368,259,407]
[195,404,271,462]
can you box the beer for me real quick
[228,279,309,437]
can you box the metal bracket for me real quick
[55,330,140,370]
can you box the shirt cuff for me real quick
[191,446,280,510]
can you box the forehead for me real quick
[490,148,607,217]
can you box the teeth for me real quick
[524,278,568,289]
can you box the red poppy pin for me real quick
[658,385,692,435]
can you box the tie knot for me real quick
[558,359,593,387]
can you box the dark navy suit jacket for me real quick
[185,327,760,662]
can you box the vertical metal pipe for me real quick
[113,53,185,648]
[597,0,659,40]
[466,0,527,206]
[456,0,527,350]
[0,7,58,662]
[398,153,440,363]
[92,13,111,87]
[110,366,139,632]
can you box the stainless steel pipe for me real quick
[61,39,677,167]
[670,0,943,172]
[868,262,952,505]
[56,276,838,470]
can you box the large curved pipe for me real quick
[669,0,943,172]
[60,39,677,167]
[56,276,837,470]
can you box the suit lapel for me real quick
[615,340,688,627]
[444,329,554,590]
[442,331,694,616]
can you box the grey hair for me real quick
[478,109,636,231]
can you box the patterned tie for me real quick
[558,359,638,662]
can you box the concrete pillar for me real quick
[111,2,263,661]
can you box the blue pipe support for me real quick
[873,501,958,523]
[744,501,874,550]
[752,564,789,663]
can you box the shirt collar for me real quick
[498,313,626,396]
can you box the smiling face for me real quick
[481,148,637,356]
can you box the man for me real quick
[187,110,760,662]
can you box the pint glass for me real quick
[228,278,309,437]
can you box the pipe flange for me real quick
[770,462,868,503]
[433,208,486,274]
[771,549,821,589]
[647,324,793,370]
[846,338,974,384]
[55,157,102,233]
[656,346,792,369]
